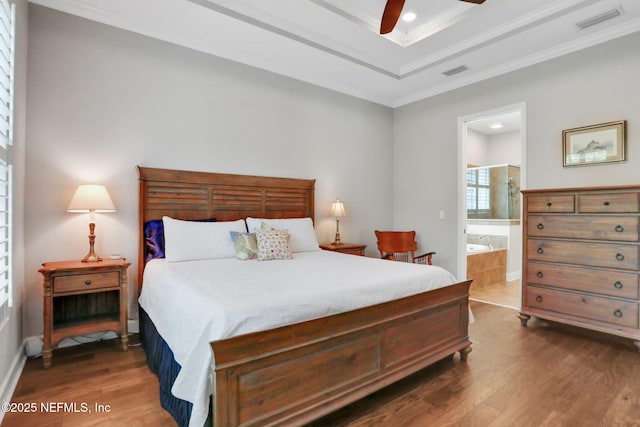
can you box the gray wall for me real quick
[23,6,394,337]
[394,31,640,276]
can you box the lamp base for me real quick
[81,253,103,262]
[81,222,103,262]
[332,219,343,245]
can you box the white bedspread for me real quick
[138,250,458,427]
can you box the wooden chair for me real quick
[375,230,436,265]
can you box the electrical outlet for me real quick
[439,210,445,219]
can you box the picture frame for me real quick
[562,120,627,167]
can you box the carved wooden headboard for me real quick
[137,166,316,291]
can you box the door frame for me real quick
[457,102,527,307]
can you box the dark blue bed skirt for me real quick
[140,306,210,427]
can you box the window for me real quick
[467,167,490,217]
[0,0,14,326]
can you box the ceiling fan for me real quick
[380,0,486,34]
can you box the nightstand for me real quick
[319,242,367,256]
[39,258,130,369]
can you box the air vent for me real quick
[443,65,469,77]
[576,8,621,30]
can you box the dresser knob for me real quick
[614,281,623,289]
[537,223,544,230]
[537,271,544,278]
[546,201,552,207]
[536,295,543,303]
[604,201,610,206]
[537,247,544,254]
[616,253,625,261]
[614,309,622,318]
[615,225,624,232]
[84,280,92,285]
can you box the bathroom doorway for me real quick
[457,104,526,309]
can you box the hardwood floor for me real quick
[470,279,520,309]
[4,302,640,427]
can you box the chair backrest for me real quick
[375,230,417,262]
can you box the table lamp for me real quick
[67,184,115,262]
[330,198,346,245]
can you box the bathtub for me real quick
[466,243,491,254]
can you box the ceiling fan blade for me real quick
[380,0,406,34]
[460,0,486,4]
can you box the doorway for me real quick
[457,104,526,309]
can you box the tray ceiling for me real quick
[31,0,640,107]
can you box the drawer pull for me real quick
[537,247,544,254]
[546,201,552,207]
[537,223,544,230]
[615,225,624,232]
[614,309,622,318]
[84,280,92,286]
[536,295,543,303]
[614,281,623,289]
[616,253,625,261]
[536,271,544,278]
[604,201,610,206]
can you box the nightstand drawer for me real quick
[526,286,638,328]
[54,271,119,293]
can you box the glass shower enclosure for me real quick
[467,164,520,220]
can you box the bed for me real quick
[136,166,472,427]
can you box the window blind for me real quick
[0,0,14,324]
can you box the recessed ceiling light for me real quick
[489,122,503,129]
[402,12,417,22]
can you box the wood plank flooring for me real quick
[4,301,640,427]
[470,279,520,309]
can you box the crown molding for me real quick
[393,16,640,107]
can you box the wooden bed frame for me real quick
[137,166,472,427]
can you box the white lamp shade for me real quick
[67,184,116,213]
[330,198,346,217]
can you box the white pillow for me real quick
[246,217,319,252]
[162,217,246,262]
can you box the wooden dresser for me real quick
[519,185,640,351]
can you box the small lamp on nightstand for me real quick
[330,197,346,245]
[67,184,116,262]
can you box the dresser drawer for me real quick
[526,262,639,299]
[528,215,639,241]
[527,195,575,213]
[578,192,639,213]
[528,239,639,270]
[53,271,120,293]
[526,286,638,328]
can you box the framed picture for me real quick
[563,120,627,167]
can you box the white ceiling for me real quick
[31,0,640,107]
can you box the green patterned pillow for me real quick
[229,231,258,260]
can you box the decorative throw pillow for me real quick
[144,219,165,262]
[255,227,292,261]
[246,217,319,252]
[229,231,258,260]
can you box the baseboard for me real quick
[507,271,521,282]
[0,339,27,424]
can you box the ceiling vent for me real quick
[576,8,621,30]
[442,65,469,77]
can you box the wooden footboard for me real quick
[211,280,472,427]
